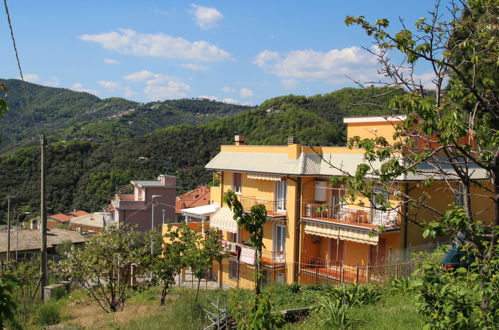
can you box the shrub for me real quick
[33,302,61,326]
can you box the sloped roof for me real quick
[205,151,489,181]
[70,213,109,228]
[48,210,89,223]
[0,228,87,253]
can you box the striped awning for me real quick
[304,222,379,245]
[210,207,238,233]
[247,174,282,181]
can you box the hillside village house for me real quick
[46,210,89,229]
[190,115,493,289]
[111,174,176,232]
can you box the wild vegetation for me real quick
[0,86,395,220]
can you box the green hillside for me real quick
[0,86,400,220]
[0,79,251,152]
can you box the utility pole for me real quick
[40,135,47,301]
[6,196,12,261]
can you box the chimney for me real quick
[288,136,298,145]
[234,135,245,146]
[158,174,176,186]
[287,136,301,159]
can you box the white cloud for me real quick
[71,82,98,95]
[197,95,218,101]
[281,78,298,89]
[190,4,223,30]
[153,9,170,16]
[43,76,60,87]
[123,87,136,98]
[144,81,190,100]
[104,58,119,64]
[254,46,380,84]
[180,63,210,71]
[124,70,156,82]
[124,70,190,100]
[221,98,240,105]
[97,80,121,90]
[253,50,279,67]
[80,29,232,62]
[239,88,254,98]
[24,74,39,83]
[221,86,235,93]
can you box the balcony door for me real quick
[274,224,286,262]
[275,180,287,212]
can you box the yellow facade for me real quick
[200,115,494,288]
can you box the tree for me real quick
[224,190,267,295]
[183,226,224,303]
[54,225,149,312]
[0,83,8,117]
[0,273,18,328]
[343,0,498,327]
[147,228,185,306]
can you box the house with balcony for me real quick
[201,115,493,288]
[111,174,177,232]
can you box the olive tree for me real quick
[55,225,149,312]
[224,190,267,295]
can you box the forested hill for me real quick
[0,86,401,221]
[0,79,252,153]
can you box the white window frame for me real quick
[275,180,287,213]
[273,224,286,262]
[233,173,242,195]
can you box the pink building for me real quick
[111,174,176,232]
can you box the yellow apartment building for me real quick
[168,115,493,289]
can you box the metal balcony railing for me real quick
[239,196,286,216]
[302,202,400,228]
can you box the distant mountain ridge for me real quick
[0,79,252,153]
[0,84,400,220]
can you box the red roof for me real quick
[48,210,89,223]
[175,186,210,213]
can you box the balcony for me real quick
[302,202,400,230]
[239,196,287,218]
[220,240,285,267]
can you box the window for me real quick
[274,225,286,262]
[229,258,239,280]
[330,239,344,263]
[275,181,287,212]
[233,173,242,194]
[228,232,238,243]
[455,182,464,206]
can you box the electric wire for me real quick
[3,0,42,139]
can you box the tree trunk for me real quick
[255,248,262,295]
[161,285,168,306]
[195,277,201,303]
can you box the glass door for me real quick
[274,224,286,262]
[275,181,287,212]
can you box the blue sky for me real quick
[0,0,443,105]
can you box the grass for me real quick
[8,282,425,329]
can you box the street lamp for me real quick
[162,209,166,225]
[16,211,30,262]
[151,195,162,255]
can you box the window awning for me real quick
[304,222,379,245]
[210,207,238,233]
[247,174,282,181]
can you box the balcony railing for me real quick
[220,240,286,265]
[302,202,400,228]
[239,196,286,217]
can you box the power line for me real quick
[3,0,42,138]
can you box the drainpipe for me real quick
[220,172,224,207]
[402,182,409,260]
[287,176,302,283]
